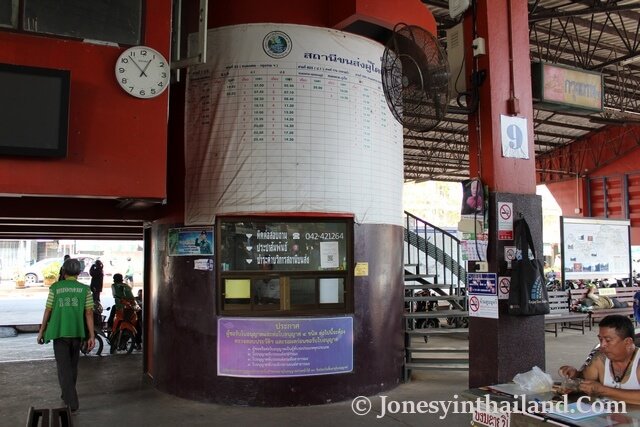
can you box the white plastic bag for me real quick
[512,366,554,393]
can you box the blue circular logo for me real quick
[263,31,292,59]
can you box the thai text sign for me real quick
[217,316,353,377]
[218,218,349,272]
[534,62,603,112]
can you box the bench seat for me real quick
[569,286,639,326]
[544,312,589,337]
[544,290,591,337]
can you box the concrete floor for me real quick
[0,329,599,427]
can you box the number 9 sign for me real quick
[500,115,529,159]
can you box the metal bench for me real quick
[544,290,590,337]
[569,286,639,326]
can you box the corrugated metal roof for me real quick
[401,0,640,182]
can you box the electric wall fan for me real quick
[382,23,450,132]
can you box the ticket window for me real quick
[253,277,281,309]
[223,279,251,310]
[217,216,353,316]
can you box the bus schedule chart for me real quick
[186,62,395,149]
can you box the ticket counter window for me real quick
[290,277,315,305]
[217,216,353,316]
[320,278,344,304]
[253,277,280,308]
[223,279,250,310]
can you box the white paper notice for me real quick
[194,259,214,271]
[319,278,340,303]
[320,241,339,269]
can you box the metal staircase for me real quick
[403,211,469,381]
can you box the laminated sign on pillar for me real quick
[500,115,529,159]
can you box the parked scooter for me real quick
[81,302,107,356]
[109,299,139,354]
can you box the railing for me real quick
[403,211,466,289]
[403,211,469,378]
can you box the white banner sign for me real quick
[184,24,404,226]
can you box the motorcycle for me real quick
[81,302,107,356]
[108,299,139,354]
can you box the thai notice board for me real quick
[217,316,353,377]
[467,273,497,295]
[467,273,499,319]
[218,218,348,272]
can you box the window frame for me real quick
[216,215,354,317]
[0,0,144,46]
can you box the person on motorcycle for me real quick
[110,274,136,332]
[112,273,135,309]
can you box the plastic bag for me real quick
[512,366,554,393]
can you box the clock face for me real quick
[115,46,169,99]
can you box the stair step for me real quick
[408,357,469,364]
[404,274,436,280]
[406,328,469,335]
[405,362,469,370]
[406,347,468,353]
[404,310,468,318]
[404,284,451,290]
[405,296,466,302]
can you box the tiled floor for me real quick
[0,328,601,427]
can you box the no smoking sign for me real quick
[498,276,510,300]
[469,296,480,312]
[497,202,514,240]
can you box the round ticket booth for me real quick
[150,2,437,406]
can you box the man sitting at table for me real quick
[559,315,640,404]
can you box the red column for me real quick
[465,0,545,388]
[467,0,536,192]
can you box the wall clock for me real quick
[115,46,169,99]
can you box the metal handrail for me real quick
[403,211,467,288]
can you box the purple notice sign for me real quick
[217,317,353,378]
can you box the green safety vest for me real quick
[44,279,93,342]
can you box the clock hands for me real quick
[128,55,150,78]
[139,59,153,78]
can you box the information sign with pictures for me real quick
[560,217,631,281]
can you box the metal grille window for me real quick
[0,0,19,29]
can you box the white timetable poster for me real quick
[184,24,404,226]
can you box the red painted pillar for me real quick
[467,0,535,190]
[465,0,546,387]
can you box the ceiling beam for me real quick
[529,4,640,23]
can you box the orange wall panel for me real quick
[207,0,436,34]
[547,180,581,216]
[208,0,330,27]
[0,1,171,199]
